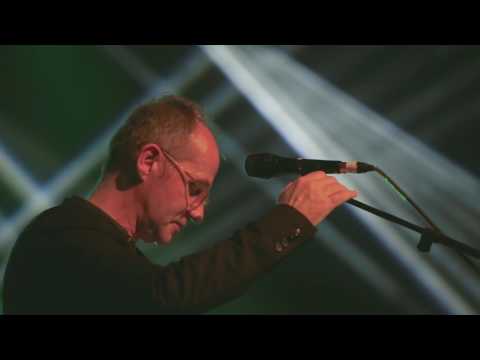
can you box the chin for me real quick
[153,228,176,245]
[140,221,175,245]
[157,237,174,245]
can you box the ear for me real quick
[136,144,163,180]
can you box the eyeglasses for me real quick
[161,147,210,213]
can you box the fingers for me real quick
[329,189,358,206]
[319,174,357,206]
[306,174,353,195]
[278,171,358,225]
[300,171,326,180]
[289,173,355,198]
[323,182,347,196]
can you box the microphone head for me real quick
[245,153,356,177]
[245,153,280,179]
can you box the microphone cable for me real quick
[367,166,480,277]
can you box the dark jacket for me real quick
[3,196,315,314]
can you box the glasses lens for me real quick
[162,148,209,211]
[188,182,209,210]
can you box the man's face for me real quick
[137,123,220,244]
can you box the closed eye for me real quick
[189,182,206,197]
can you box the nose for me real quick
[188,204,205,224]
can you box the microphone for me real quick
[245,153,375,179]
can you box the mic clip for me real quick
[417,228,439,253]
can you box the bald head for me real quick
[103,95,217,181]
[174,121,220,171]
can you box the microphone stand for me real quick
[346,199,480,259]
[244,153,480,260]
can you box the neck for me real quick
[88,174,140,238]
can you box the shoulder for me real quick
[12,196,130,258]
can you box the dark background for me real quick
[1,45,479,314]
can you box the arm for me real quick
[54,204,314,314]
[151,204,316,313]
[49,172,355,314]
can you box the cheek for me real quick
[146,187,185,221]
[165,181,189,210]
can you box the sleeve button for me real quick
[275,241,284,252]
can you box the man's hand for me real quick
[278,171,358,226]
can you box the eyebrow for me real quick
[195,179,211,189]
[183,169,211,188]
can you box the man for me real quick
[2,95,357,314]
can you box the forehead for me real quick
[178,123,220,186]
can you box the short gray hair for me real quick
[103,95,206,177]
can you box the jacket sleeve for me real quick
[152,204,316,313]
[43,204,316,314]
